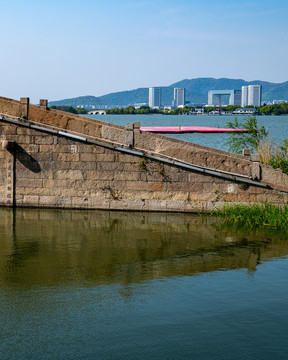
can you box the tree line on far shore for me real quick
[105,104,288,115]
[49,106,88,114]
[49,103,288,116]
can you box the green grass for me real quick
[213,203,288,232]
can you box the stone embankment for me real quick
[1,96,288,212]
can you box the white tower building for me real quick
[241,86,248,107]
[242,85,261,107]
[174,88,185,107]
[149,87,161,108]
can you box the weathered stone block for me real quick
[90,198,111,209]
[78,144,105,154]
[80,153,97,162]
[32,153,53,162]
[55,170,83,180]
[85,170,114,181]
[148,200,167,211]
[39,99,48,109]
[20,186,51,196]
[3,126,17,135]
[16,179,43,188]
[251,154,260,162]
[56,153,80,162]
[121,190,154,200]
[71,196,91,208]
[123,163,139,172]
[20,97,29,105]
[17,128,34,135]
[166,200,186,211]
[56,136,73,145]
[96,153,115,162]
[98,162,123,171]
[102,125,125,143]
[41,196,57,206]
[19,144,39,153]
[114,171,139,181]
[166,182,203,192]
[251,162,261,180]
[20,97,29,119]
[56,196,72,207]
[17,167,42,178]
[123,181,163,192]
[153,191,188,201]
[118,153,140,163]
[17,135,33,144]
[34,136,54,145]
[23,195,39,205]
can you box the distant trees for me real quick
[49,106,88,114]
[106,106,162,115]
[106,106,152,115]
[259,103,288,115]
[64,103,288,116]
[105,106,198,115]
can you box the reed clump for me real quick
[258,138,288,175]
[225,116,288,175]
[213,203,288,232]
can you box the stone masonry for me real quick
[1,96,288,212]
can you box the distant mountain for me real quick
[48,78,288,107]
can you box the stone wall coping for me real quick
[1,96,250,163]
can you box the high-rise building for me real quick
[149,87,161,108]
[208,90,241,106]
[241,85,261,107]
[241,86,249,107]
[174,88,185,107]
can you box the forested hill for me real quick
[48,78,288,107]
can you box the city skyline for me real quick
[208,85,261,107]
[149,87,185,108]
[48,78,288,109]
[1,0,287,104]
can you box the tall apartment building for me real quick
[149,87,161,108]
[241,85,262,107]
[174,88,185,107]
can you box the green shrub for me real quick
[213,203,288,232]
[225,116,288,175]
[225,116,268,154]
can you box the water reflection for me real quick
[0,208,287,288]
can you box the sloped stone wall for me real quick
[1,96,288,212]
[0,121,288,212]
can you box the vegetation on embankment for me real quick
[49,106,88,114]
[213,203,288,232]
[225,116,288,175]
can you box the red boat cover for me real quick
[140,126,250,133]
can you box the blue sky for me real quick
[1,0,287,103]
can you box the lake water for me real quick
[1,208,288,359]
[86,114,288,152]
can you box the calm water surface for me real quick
[0,208,287,359]
[86,114,288,152]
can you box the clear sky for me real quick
[1,0,287,103]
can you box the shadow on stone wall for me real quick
[10,143,41,173]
